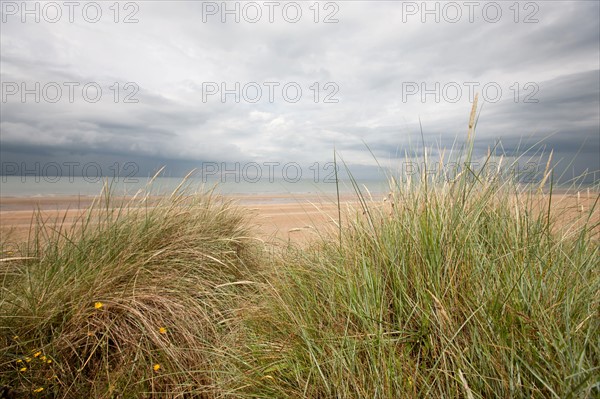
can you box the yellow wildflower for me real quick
[33,351,42,358]
[16,359,22,363]
[153,364,161,372]
[159,327,167,334]
[40,355,47,361]
[94,302,103,310]
[20,367,27,372]
[33,387,44,393]
[25,357,31,362]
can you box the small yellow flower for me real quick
[20,367,27,372]
[94,302,103,310]
[25,357,31,363]
[33,351,42,358]
[12,335,19,340]
[40,355,47,361]
[47,359,52,364]
[16,359,22,363]
[33,387,44,393]
[153,363,161,372]
[159,327,167,334]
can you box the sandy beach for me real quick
[1,191,598,247]
[0,193,361,245]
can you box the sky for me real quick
[1,0,599,184]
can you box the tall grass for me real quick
[234,182,598,397]
[0,184,263,397]
[229,100,599,398]
[1,101,599,397]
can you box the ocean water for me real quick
[0,176,390,198]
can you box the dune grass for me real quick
[234,175,598,398]
[225,98,599,398]
[0,185,264,397]
[1,103,599,397]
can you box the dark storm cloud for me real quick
[476,69,600,156]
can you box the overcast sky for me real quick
[1,1,599,183]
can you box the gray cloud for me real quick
[1,1,598,184]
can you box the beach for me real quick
[1,190,597,247]
[0,193,361,245]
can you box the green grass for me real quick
[0,186,264,397]
[1,106,599,397]
[234,177,598,398]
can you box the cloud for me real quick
[1,1,598,183]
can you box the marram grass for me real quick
[1,111,599,398]
[224,98,599,398]
[0,186,264,398]
[234,178,598,398]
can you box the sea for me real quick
[2,176,591,199]
[0,176,391,199]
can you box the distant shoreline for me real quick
[2,175,595,199]
[1,191,597,244]
[0,192,363,244]
[0,192,365,211]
